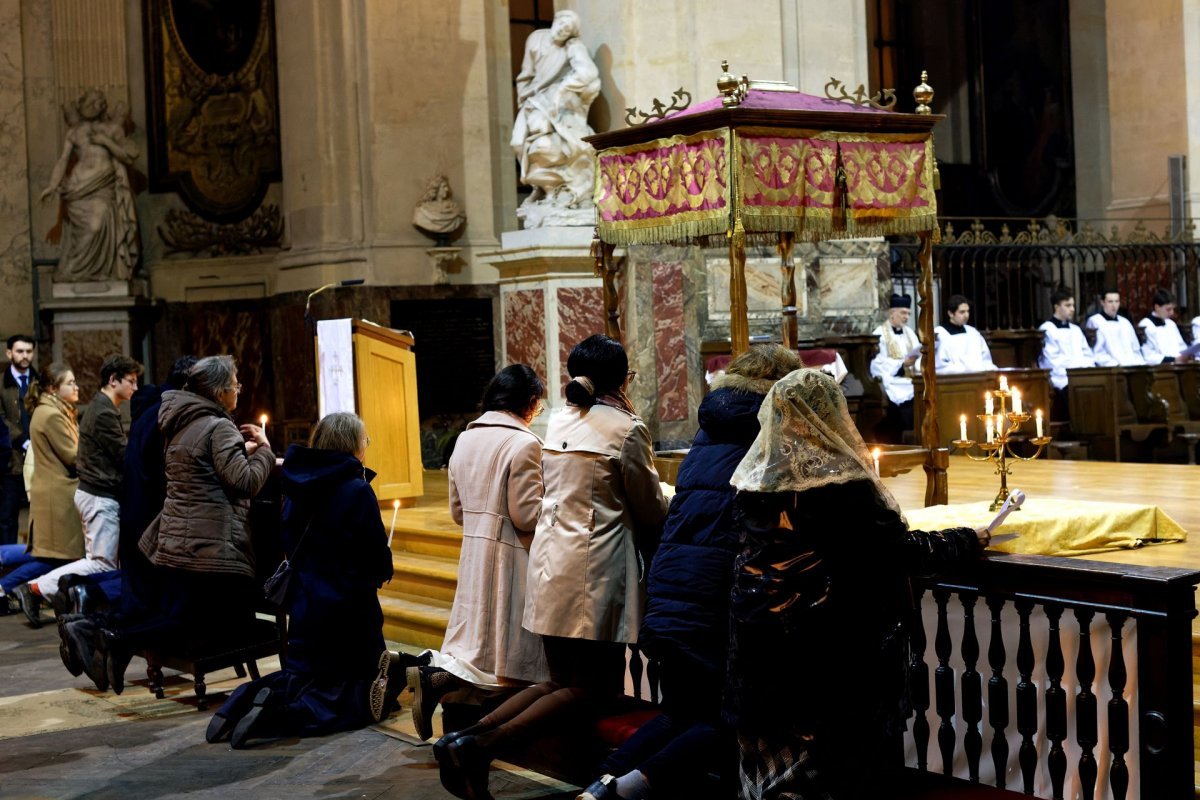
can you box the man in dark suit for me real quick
[0,335,37,546]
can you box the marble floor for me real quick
[0,615,577,800]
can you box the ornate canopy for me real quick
[585,70,951,506]
[589,86,941,247]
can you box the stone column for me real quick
[0,0,34,339]
[479,229,606,438]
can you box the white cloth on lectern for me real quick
[1138,315,1186,364]
[1085,313,1144,367]
[869,324,920,405]
[1038,321,1095,390]
[933,324,996,374]
[317,318,356,416]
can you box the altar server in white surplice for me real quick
[1139,288,1194,364]
[870,293,921,442]
[934,294,996,374]
[1084,288,1144,367]
[1192,315,1199,344]
[1039,287,1096,420]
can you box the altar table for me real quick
[904,498,1186,556]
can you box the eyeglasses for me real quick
[533,402,546,417]
[626,370,638,381]
[121,376,138,386]
[225,383,243,393]
[364,435,371,447]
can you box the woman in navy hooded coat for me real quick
[208,411,395,748]
[577,345,800,800]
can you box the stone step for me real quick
[388,551,460,603]
[381,510,463,560]
[380,592,452,651]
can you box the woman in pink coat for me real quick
[409,364,548,741]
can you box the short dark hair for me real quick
[6,334,34,350]
[946,294,971,315]
[1050,287,1074,307]
[482,364,544,415]
[1100,286,1120,300]
[166,355,199,390]
[1152,288,1175,307]
[565,334,628,407]
[100,354,143,387]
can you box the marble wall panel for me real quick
[61,328,123,405]
[504,289,547,382]
[0,0,34,338]
[189,304,273,425]
[651,262,688,422]
[556,286,606,391]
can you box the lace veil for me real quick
[730,368,903,517]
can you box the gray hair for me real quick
[186,355,237,403]
[310,412,366,455]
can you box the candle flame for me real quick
[392,499,400,509]
[259,414,268,426]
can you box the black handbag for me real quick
[263,516,313,609]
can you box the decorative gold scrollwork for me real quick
[624,88,693,127]
[823,77,897,111]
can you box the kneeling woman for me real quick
[209,411,396,747]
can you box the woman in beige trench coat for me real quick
[436,335,668,800]
[10,363,82,625]
[408,364,549,741]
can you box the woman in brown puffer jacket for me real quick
[62,355,275,694]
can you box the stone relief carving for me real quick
[158,204,283,257]
[40,90,141,282]
[510,9,600,229]
[412,175,466,246]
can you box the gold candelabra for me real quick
[951,380,1051,511]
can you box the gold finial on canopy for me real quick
[717,60,748,107]
[914,70,934,115]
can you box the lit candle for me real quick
[1011,387,1022,415]
[986,416,994,443]
[998,374,1008,392]
[388,498,400,547]
[259,413,268,428]
[1035,408,1044,438]
[872,447,881,477]
[985,391,994,415]
[959,414,967,442]
[996,413,1005,438]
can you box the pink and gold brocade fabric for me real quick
[595,129,938,245]
[595,130,731,244]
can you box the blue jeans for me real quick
[0,544,61,594]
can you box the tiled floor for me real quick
[0,612,577,800]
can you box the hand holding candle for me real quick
[1035,408,1044,438]
[388,498,400,547]
[872,447,881,476]
[959,414,967,441]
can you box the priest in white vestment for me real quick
[1084,289,1144,367]
[1139,289,1194,364]
[870,293,921,442]
[934,294,996,374]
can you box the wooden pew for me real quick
[1125,363,1200,463]
[1066,367,1168,461]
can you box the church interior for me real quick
[2,0,1200,798]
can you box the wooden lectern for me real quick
[316,319,423,507]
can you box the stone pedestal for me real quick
[478,227,607,437]
[37,266,158,402]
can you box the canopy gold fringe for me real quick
[597,214,731,246]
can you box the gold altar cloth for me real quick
[904,498,1187,557]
